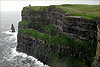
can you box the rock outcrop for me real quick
[92,24,100,67]
[17,6,99,67]
[11,24,15,32]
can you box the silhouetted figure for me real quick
[11,24,15,32]
[29,4,31,7]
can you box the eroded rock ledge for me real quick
[92,25,100,67]
[17,6,99,67]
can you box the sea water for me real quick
[0,11,49,67]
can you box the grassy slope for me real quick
[58,4,100,13]
[22,6,47,14]
[55,4,100,19]
[23,4,100,19]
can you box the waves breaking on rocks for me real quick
[1,31,49,67]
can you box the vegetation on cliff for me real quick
[17,4,99,67]
[22,4,100,20]
[53,4,100,19]
[19,28,97,67]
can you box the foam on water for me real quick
[2,31,49,67]
[11,47,49,67]
[3,31,17,42]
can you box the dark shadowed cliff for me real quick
[17,5,100,67]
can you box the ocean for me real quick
[0,11,49,67]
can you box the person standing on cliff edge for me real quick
[29,4,31,7]
[11,24,15,32]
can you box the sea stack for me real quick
[11,24,15,32]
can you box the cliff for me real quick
[92,24,100,67]
[17,5,99,67]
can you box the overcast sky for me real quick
[1,0,100,11]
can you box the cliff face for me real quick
[17,6,98,67]
[92,25,100,67]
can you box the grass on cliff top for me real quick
[22,6,48,14]
[23,4,100,20]
[70,12,100,19]
[57,4,100,13]
[54,4,100,19]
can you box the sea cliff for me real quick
[17,5,99,67]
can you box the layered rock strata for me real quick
[17,6,98,67]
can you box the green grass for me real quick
[19,29,50,39]
[19,28,96,67]
[51,4,100,19]
[22,6,47,14]
[33,21,57,33]
[48,53,59,61]
[19,20,30,25]
[68,12,100,19]
[66,57,88,67]
[19,19,57,34]
[22,4,100,20]
[57,4,100,13]
[20,4,99,66]
[19,28,96,47]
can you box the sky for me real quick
[1,0,100,11]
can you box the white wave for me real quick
[3,31,17,42]
[2,47,49,67]
[2,31,49,67]
[11,47,49,67]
